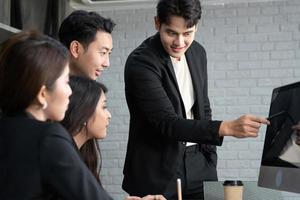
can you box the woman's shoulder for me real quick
[16,119,73,144]
[38,122,77,157]
[0,114,66,136]
[41,122,72,140]
[12,114,71,140]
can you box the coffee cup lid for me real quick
[223,180,243,186]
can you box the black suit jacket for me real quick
[0,112,112,200]
[123,33,223,195]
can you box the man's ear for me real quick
[69,40,83,59]
[154,16,161,31]
[36,85,48,108]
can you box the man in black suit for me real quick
[122,0,269,199]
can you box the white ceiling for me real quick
[83,0,288,4]
[70,0,289,11]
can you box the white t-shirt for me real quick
[171,55,196,146]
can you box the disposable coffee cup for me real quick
[223,180,244,200]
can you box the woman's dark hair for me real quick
[59,10,116,49]
[60,76,108,183]
[156,0,202,28]
[0,30,69,116]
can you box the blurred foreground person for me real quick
[0,31,112,200]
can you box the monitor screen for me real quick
[258,81,300,194]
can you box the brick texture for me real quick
[79,1,300,199]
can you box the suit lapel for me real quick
[152,33,181,97]
[166,58,180,91]
[185,45,203,104]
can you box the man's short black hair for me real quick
[156,0,202,28]
[59,10,115,49]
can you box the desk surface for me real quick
[204,181,283,200]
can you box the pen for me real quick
[177,178,182,200]
[267,110,296,125]
[267,110,286,120]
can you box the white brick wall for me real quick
[79,0,300,199]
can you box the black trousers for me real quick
[163,145,217,200]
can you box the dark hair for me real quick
[156,0,202,28]
[60,76,108,183]
[59,10,116,49]
[0,30,69,116]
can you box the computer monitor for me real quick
[258,81,300,194]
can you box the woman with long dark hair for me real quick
[61,76,111,184]
[61,76,166,200]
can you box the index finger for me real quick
[126,196,142,200]
[156,195,167,200]
[249,115,270,125]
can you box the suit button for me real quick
[182,142,186,145]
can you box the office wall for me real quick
[93,1,300,199]
[0,0,9,24]
[1,0,298,199]
[0,0,69,37]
